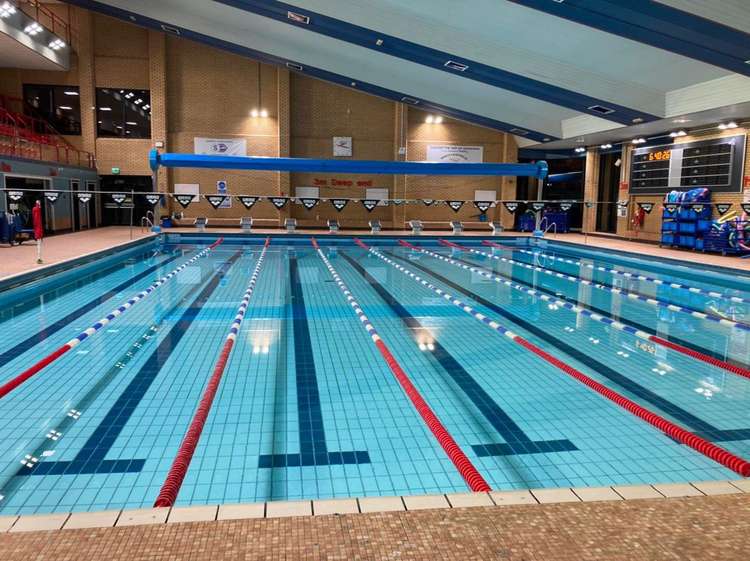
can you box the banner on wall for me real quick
[425,145,483,163]
[194,137,247,156]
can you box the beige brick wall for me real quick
[1,8,519,228]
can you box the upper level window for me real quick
[23,84,81,135]
[96,88,151,138]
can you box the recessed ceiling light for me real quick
[259,109,268,118]
[425,115,434,124]
[574,147,586,153]
[24,22,43,36]
[250,109,259,117]
[99,107,112,111]
[0,2,17,18]
[718,121,737,130]
[673,118,690,124]
[669,130,687,137]
[58,106,72,110]
[600,143,612,149]
[126,121,137,125]
[632,117,643,123]
[375,38,383,46]
[64,91,79,96]
[631,137,646,144]
[49,38,66,50]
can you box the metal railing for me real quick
[17,0,75,47]
[0,98,95,168]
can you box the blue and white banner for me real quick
[194,137,247,156]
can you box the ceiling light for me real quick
[64,90,78,96]
[125,121,137,125]
[672,118,690,124]
[0,2,17,18]
[375,38,383,46]
[134,99,142,104]
[259,109,268,118]
[58,106,72,110]
[631,137,646,144]
[718,121,737,130]
[24,22,43,36]
[125,92,134,99]
[600,143,612,149]
[632,117,643,123]
[434,116,443,124]
[250,109,259,117]
[425,115,434,123]
[99,107,112,111]
[669,130,686,137]
[49,38,66,50]
[126,130,131,134]
[574,147,586,153]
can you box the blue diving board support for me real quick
[149,150,548,179]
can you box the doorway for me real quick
[596,152,621,234]
[4,175,51,234]
[99,175,152,226]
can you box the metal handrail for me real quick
[141,216,153,232]
[18,0,75,46]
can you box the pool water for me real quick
[0,235,749,515]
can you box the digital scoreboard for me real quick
[629,134,745,194]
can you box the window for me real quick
[23,84,81,135]
[96,88,151,138]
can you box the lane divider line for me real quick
[323,239,490,492]
[485,241,750,306]
[446,241,749,332]
[359,239,750,477]
[426,241,750,380]
[0,238,224,400]
[154,237,270,507]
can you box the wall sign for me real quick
[333,136,352,157]
[194,137,247,156]
[426,145,483,163]
[216,180,231,208]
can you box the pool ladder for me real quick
[141,211,155,232]
[537,217,557,238]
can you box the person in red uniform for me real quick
[32,200,43,263]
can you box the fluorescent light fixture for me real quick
[669,130,686,137]
[24,22,43,36]
[631,138,646,144]
[58,106,72,110]
[49,38,66,50]
[99,107,112,111]
[0,2,17,18]
[64,91,79,96]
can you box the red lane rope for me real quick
[331,239,490,491]
[374,238,750,477]
[153,238,270,507]
[0,239,224,400]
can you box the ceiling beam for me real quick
[214,0,659,125]
[509,0,750,77]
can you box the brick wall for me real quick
[1,7,519,229]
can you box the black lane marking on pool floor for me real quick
[258,254,370,468]
[384,251,750,444]
[0,252,183,369]
[20,250,243,477]
[450,249,742,366]
[341,251,577,458]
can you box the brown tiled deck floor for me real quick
[2,494,749,560]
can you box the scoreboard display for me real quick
[629,134,745,194]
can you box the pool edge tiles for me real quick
[0,478,746,531]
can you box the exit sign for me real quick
[111,167,120,175]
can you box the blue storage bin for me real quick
[678,235,695,248]
[697,219,712,233]
[661,233,675,246]
[695,238,704,251]
[678,221,696,233]
[662,220,678,232]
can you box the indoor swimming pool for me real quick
[0,234,748,515]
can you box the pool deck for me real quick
[1,483,749,560]
[0,227,156,281]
